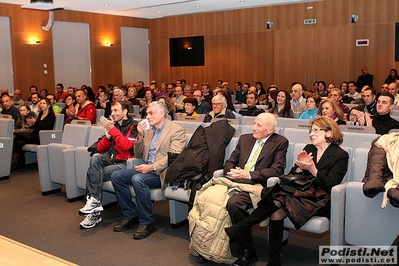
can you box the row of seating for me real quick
[0,118,14,179]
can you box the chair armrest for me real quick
[213,169,224,177]
[127,158,145,169]
[329,182,349,246]
[267,176,280,187]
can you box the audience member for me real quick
[66,89,96,124]
[193,89,211,114]
[96,90,111,118]
[28,92,40,115]
[158,96,176,120]
[27,85,38,101]
[290,83,307,113]
[385,68,399,84]
[172,86,186,112]
[318,98,347,125]
[214,88,236,112]
[358,86,377,116]
[12,98,55,169]
[67,86,76,95]
[266,90,278,111]
[329,88,349,114]
[14,105,34,132]
[269,90,293,118]
[140,89,156,118]
[326,83,335,96]
[357,66,374,90]
[239,92,265,116]
[224,117,348,266]
[61,94,77,125]
[369,93,399,135]
[299,93,321,120]
[203,94,235,123]
[381,83,389,94]
[55,83,68,101]
[346,106,367,126]
[166,83,175,98]
[78,101,138,229]
[216,113,288,266]
[201,83,212,105]
[135,81,145,99]
[12,89,24,107]
[47,94,62,114]
[1,93,19,121]
[110,101,186,239]
[344,81,360,102]
[255,81,266,98]
[388,82,399,105]
[235,82,247,104]
[39,88,48,99]
[113,87,133,113]
[339,82,349,96]
[182,97,199,116]
[316,81,328,97]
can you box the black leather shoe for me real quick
[113,217,139,232]
[233,248,258,266]
[133,223,156,239]
[195,254,209,264]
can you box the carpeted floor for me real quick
[0,164,329,265]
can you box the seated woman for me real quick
[182,97,199,116]
[269,90,293,118]
[61,94,76,125]
[13,98,56,169]
[346,106,371,126]
[317,98,347,125]
[203,94,235,123]
[158,96,176,120]
[299,93,321,120]
[139,89,155,118]
[224,117,349,265]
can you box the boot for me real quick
[267,219,284,266]
[225,201,279,239]
[11,152,20,172]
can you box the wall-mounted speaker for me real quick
[266,21,274,29]
[41,11,54,31]
[350,14,358,23]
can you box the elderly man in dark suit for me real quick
[224,113,288,266]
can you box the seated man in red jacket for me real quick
[78,101,138,229]
[66,89,96,124]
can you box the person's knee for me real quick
[226,197,239,213]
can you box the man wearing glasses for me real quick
[193,89,211,114]
[203,94,235,123]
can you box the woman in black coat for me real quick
[224,117,349,265]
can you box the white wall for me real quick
[52,21,91,89]
[121,27,149,86]
[0,16,14,93]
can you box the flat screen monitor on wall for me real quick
[169,36,204,67]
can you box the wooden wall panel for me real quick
[348,23,394,90]
[237,31,275,86]
[237,6,274,33]
[349,0,394,25]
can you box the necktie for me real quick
[243,140,264,172]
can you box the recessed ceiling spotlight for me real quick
[196,6,200,9]
[157,11,162,14]
[239,0,246,3]
[103,4,109,7]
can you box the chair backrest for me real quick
[71,119,91,125]
[53,113,64,130]
[87,126,105,146]
[224,137,239,162]
[0,114,12,119]
[293,111,301,119]
[339,125,376,134]
[390,109,399,116]
[132,105,140,114]
[277,117,311,129]
[283,128,310,144]
[96,109,105,124]
[0,118,14,137]
[62,124,91,146]
[241,116,256,126]
[172,120,202,134]
[341,131,379,150]
[176,115,203,122]
[211,117,239,125]
[128,113,141,119]
[352,148,369,182]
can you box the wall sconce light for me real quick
[266,21,274,29]
[31,39,41,45]
[350,14,358,23]
[106,42,113,47]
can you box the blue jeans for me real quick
[111,168,161,225]
[86,153,126,201]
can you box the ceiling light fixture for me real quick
[22,0,64,11]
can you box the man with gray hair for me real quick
[111,101,186,239]
[203,94,235,122]
[113,87,133,113]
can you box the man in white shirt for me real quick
[388,82,399,106]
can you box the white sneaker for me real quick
[78,196,103,215]
[79,212,102,229]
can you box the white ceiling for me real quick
[2,0,320,19]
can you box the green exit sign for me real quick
[304,19,316,24]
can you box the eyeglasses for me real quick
[212,103,222,105]
[309,128,326,134]
[193,95,202,97]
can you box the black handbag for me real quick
[279,173,314,191]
